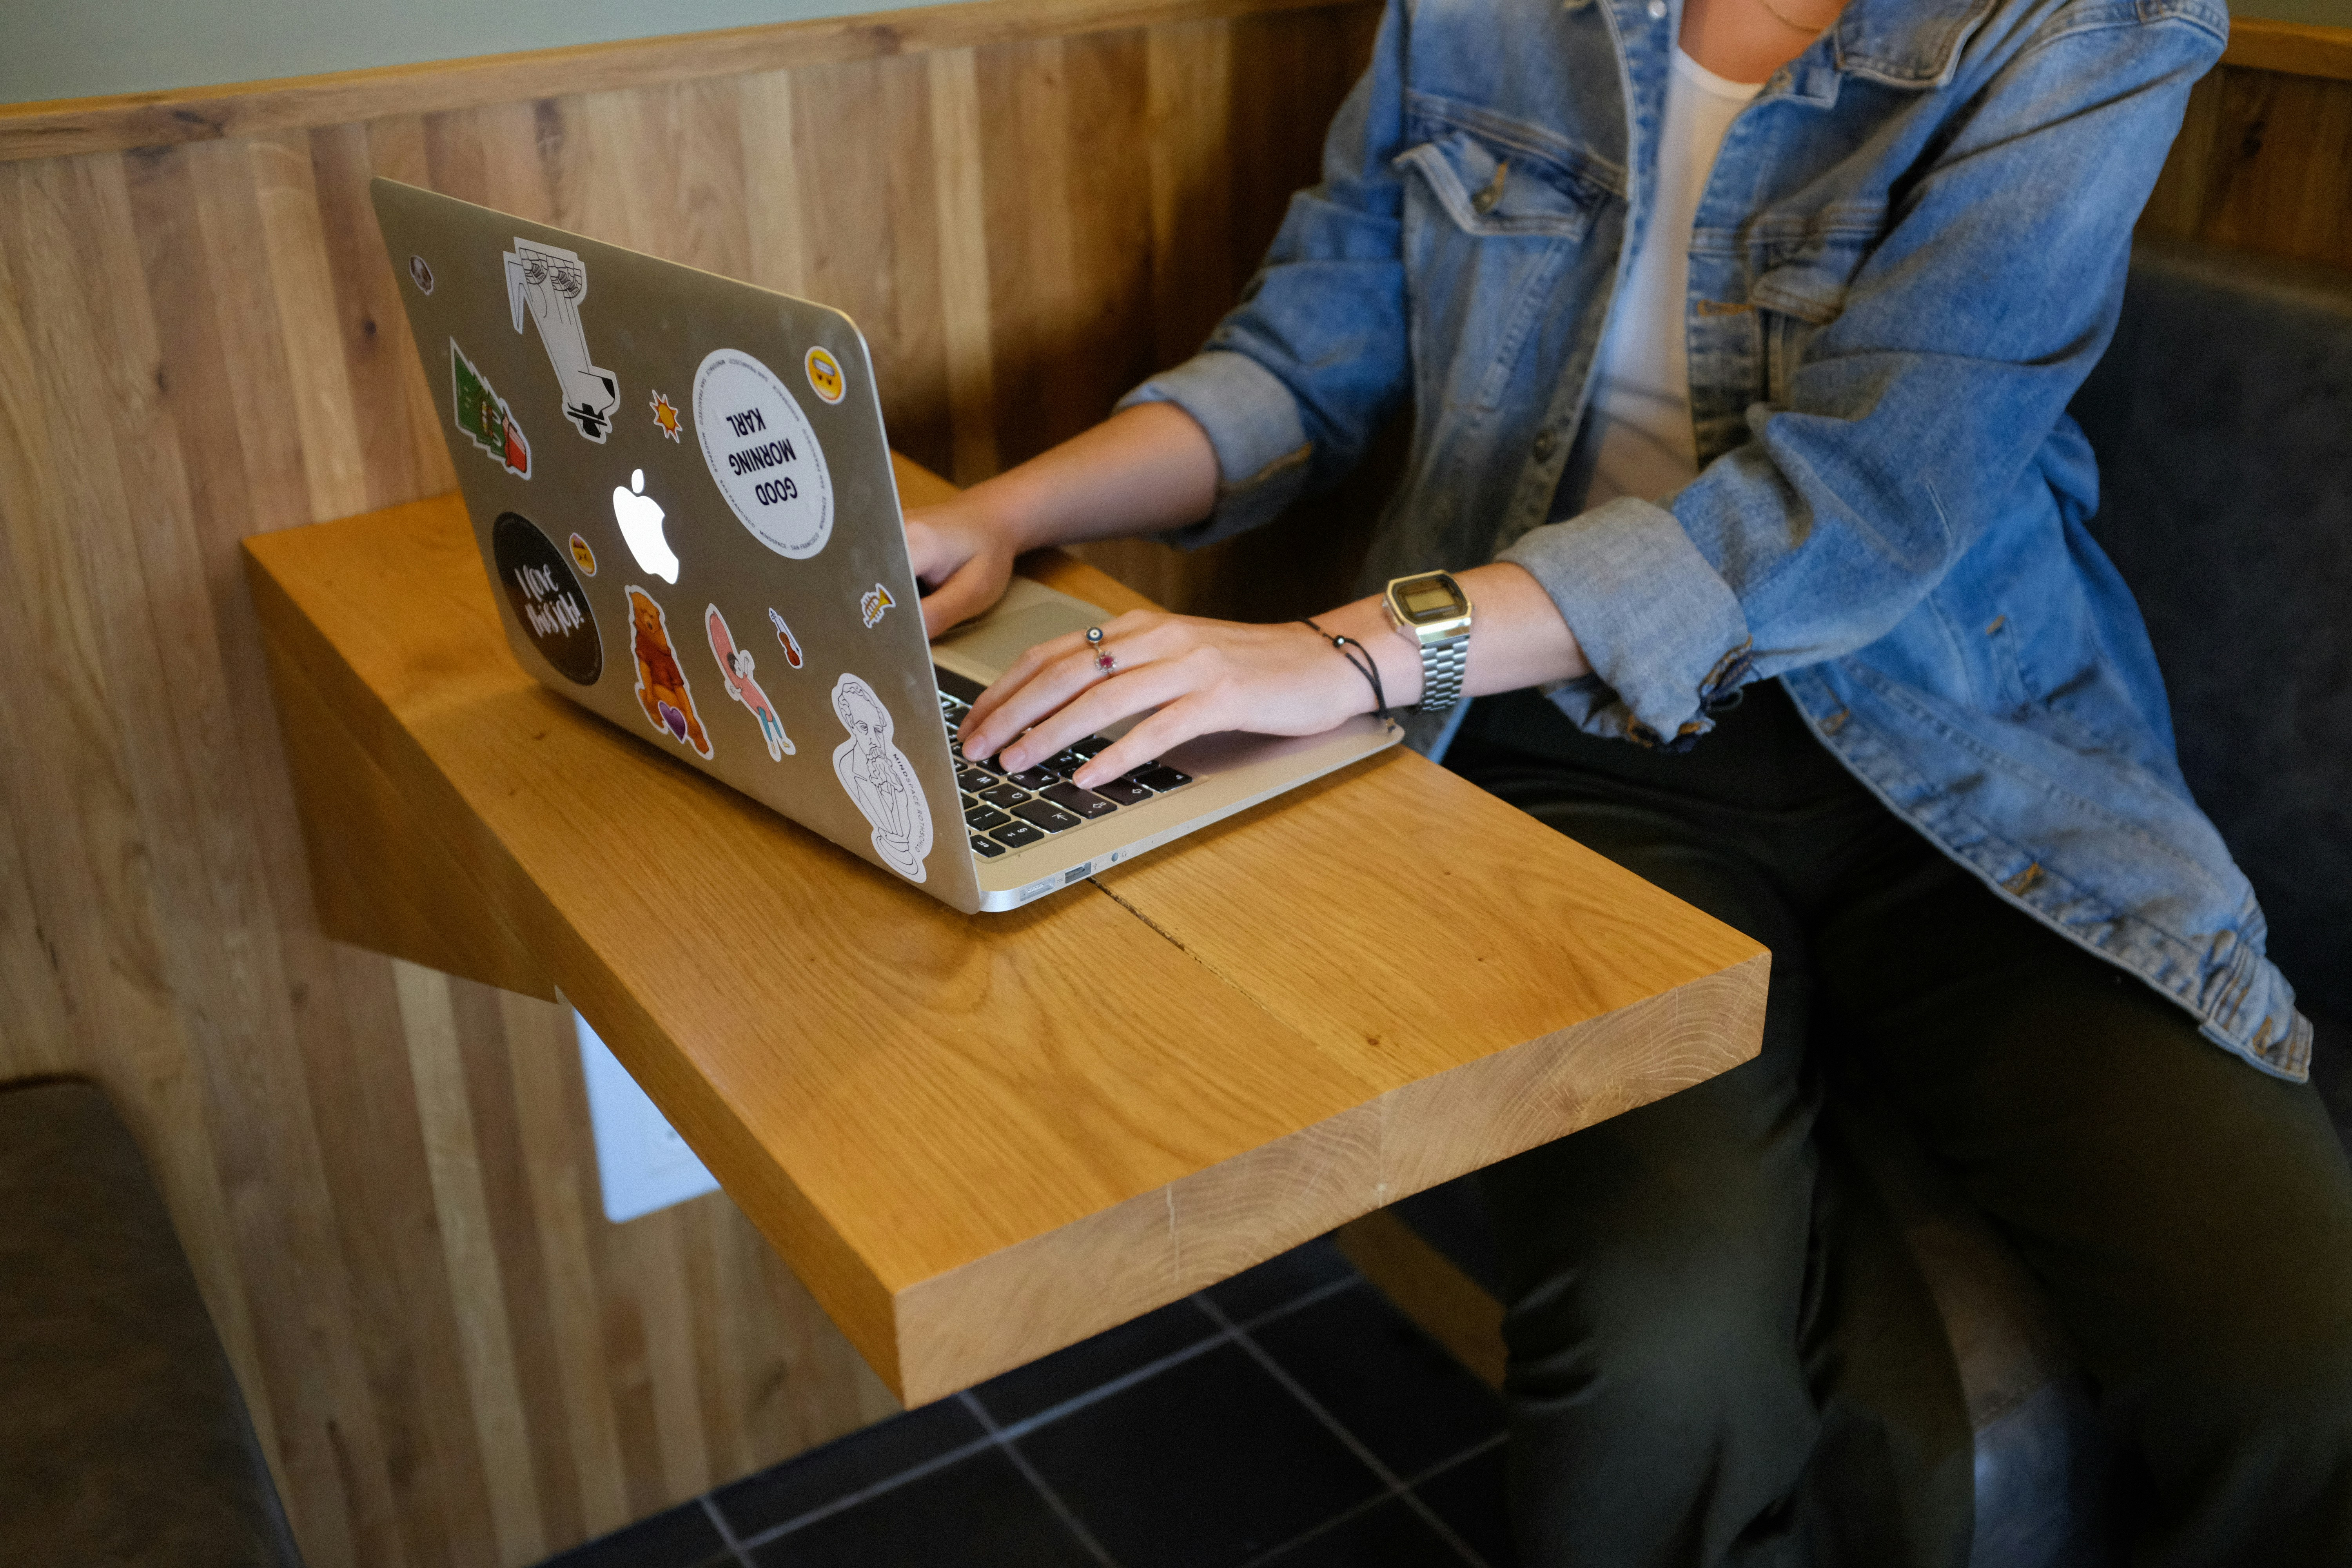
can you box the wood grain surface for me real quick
[0,8,1375,1564]
[2143,50,2352,271]
[2,2,2337,1562]
[245,484,1768,1405]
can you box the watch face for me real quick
[1397,573,1467,624]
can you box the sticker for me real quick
[408,254,435,294]
[805,346,845,405]
[626,586,712,757]
[650,389,682,442]
[610,468,679,584]
[706,606,795,762]
[692,348,834,559]
[452,340,531,479]
[831,673,932,882]
[492,512,601,685]
[568,532,597,576]
[506,237,619,442]
[859,583,895,628]
[767,608,804,669]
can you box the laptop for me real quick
[369,179,1400,913]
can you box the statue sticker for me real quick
[492,512,600,685]
[692,348,833,561]
[626,586,713,758]
[506,237,619,442]
[830,673,932,882]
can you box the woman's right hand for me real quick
[905,493,1022,637]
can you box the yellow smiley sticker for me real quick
[805,346,846,405]
[568,531,597,576]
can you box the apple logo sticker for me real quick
[611,468,679,584]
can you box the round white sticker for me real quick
[693,348,834,559]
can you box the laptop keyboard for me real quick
[935,671,1193,861]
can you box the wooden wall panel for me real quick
[7,4,2334,1561]
[2144,59,2352,271]
[0,6,1377,1566]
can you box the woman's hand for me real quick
[904,493,1021,637]
[958,611,1396,789]
[958,564,1588,787]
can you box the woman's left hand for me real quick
[958,611,1390,789]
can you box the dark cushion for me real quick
[0,1080,301,1568]
[2068,236,2352,1022]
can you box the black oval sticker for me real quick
[492,511,603,685]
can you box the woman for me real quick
[907,0,2352,1560]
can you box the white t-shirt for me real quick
[1579,47,1762,510]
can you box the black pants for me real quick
[1447,685,2352,1568]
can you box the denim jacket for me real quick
[1119,0,2311,1076]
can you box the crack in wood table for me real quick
[242,453,1768,1405]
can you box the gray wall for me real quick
[3,0,2347,103]
[0,0,942,104]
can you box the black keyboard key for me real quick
[978,782,1030,810]
[935,667,988,704]
[1131,765,1194,793]
[1005,766,1061,791]
[1011,799,1082,834]
[960,791,978,808]
[1039,782,1119,820]
[1067,734,1116,758]
[991,820,1046,849]
[1089,777,1155,808]
[956,765,996,793]
[965,805,1011,831]
[969,834,1006,858]
[1042,748,1092,775]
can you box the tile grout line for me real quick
[1195,1293,1496,1568]
[725,1267,1361,1553]
[1232,1432,1509,1568]
[960,1389,1123,1568]
[697,1493,755,1568]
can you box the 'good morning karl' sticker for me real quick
[693,348,834,560]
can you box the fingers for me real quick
[994,657,1200,775]
[962,611,1163,751]
[920,554,1005,638]
[1068,695,1215,789]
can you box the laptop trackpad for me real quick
[931,579,1106,682]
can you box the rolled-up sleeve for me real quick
[1500,3,2224,746]
[1115,0,1414,550]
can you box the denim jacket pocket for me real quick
[1397,120,1607,413]
[1396,127,1600,240]
[1750,226,1875,404]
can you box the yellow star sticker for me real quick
[650,390,682,442]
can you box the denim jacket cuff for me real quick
[1497,497,1756,750]
[1116,351,1315,549]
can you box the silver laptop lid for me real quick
[369,178,981,911]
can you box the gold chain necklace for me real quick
[1750,0,1836,34]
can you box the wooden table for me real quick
[242,456,1768,1405]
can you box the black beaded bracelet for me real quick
[1299,619,1391,725]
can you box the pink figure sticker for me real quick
[706,605,794,762]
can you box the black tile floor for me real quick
[532,1237,1516,1568]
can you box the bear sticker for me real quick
[626,586,712,758]
[831,673,932,882]
[706,605,793,762]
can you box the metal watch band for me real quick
[1418,632,1470,713]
